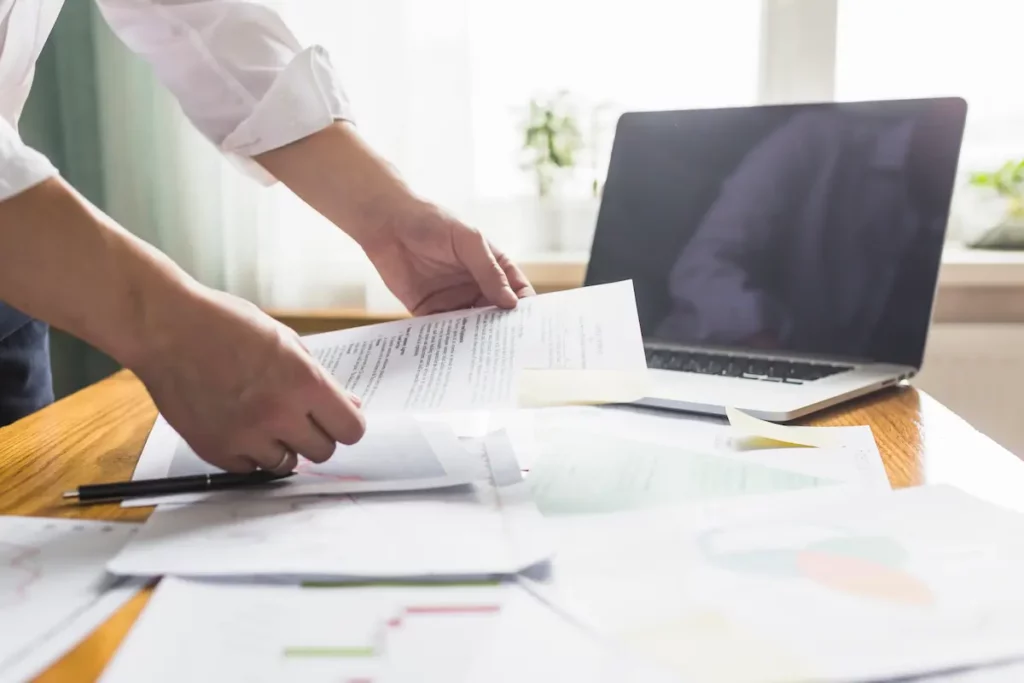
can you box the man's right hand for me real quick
[0,178,363,473]
[131,286,365,473]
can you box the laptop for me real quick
[585,97,968,422]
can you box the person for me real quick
[655,108,949,364]
[0,0,534,474]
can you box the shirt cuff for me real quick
[221,45,354,186]
[0,119,59,202]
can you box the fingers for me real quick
[279,416,337,464]
[310,370,367,447]
[490,242,536,298]
[202,450,261,474]
[453,227,518,309]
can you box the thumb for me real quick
[454,226,518,308]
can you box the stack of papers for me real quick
[24,280,1024,682]
[107,431,551,579]
[128,414,484,507]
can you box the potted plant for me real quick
[962,159,1024,248]
[521,90,584,198]
[520,91,597,252]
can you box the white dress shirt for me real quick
[0,0,352,202]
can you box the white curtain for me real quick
[90,0,762,310]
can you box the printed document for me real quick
[302,281,646,411]
[525,485,1024,683]
[508,405,890,499]
[124,414,478,507]
[100,577,679,683]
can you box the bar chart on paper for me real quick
[0,517,139,679]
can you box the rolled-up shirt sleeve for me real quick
[94,0,354,183]
[0,118,59,202]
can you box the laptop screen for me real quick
[585,98,967,369]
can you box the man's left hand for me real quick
[360,199,535,315]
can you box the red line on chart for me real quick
[294,460,364,482]
[0,542,43,609]
[385,604,502,630]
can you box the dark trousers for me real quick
[0,304,54,427]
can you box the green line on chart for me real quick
[283,646,376,658]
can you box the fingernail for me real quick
[349,393,363,407]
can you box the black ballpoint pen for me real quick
[62,470,296,503]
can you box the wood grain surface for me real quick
[3,370,1023,682]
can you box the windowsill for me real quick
[517,243,1024,289]
[937,243,1024,287]
[266,243,1024,333]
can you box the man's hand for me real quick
[132,286,365,473]
[254,123,535,316]
[360,199,535,315]
[0,178,364,473]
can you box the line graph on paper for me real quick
[0,541,43,609]
[0,517,138,675]
[282,600,503,683]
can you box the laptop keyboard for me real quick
[645,348,854,385]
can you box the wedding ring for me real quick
[272,450,292,472]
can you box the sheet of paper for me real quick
[2,577,146,683]
[108,431,551,579]
[0,517,142,683]
[525,485,1024,683]
[508,405,889,502]
[125,414,479,507]
[100,577,679,683]
[301,281,646,411]
[726,406,860,449]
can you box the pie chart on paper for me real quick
[697,524,935,607]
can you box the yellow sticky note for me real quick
[725,407,849,449]
[517,369,651,408]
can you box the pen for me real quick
[62,470,296,503]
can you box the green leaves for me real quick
[969,158,1024,199]
[521,91,585,196]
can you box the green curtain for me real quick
[20,1,119,399]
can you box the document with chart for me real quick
[108,431,551,579]
[301,280,648,411]
[100,578,679,683]
[0,517,143,683]
[524,485,1024,683]
[507,405,889,517]
[125,413,480,507]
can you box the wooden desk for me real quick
[4,370,1024,681]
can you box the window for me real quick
[836,0,1024,169]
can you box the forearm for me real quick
[0,178,199,367]
[254,122,414,248]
